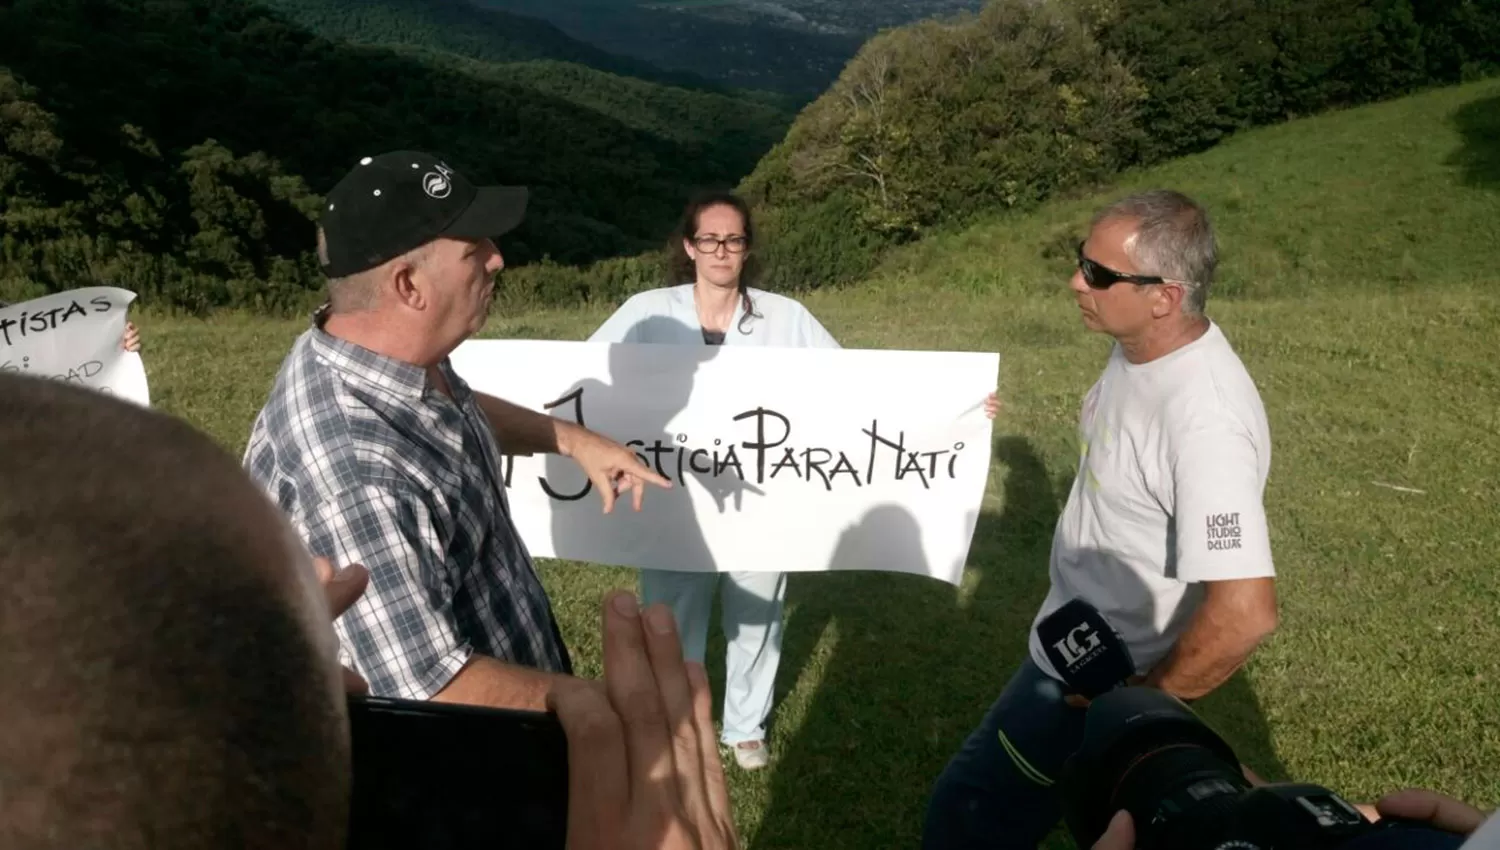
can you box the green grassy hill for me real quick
[863,77,1500,304]
[138,80,1500,847]
[722,0,1499,300]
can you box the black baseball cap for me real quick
[316,150,528,278]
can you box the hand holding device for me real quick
[1060,687,1473,850]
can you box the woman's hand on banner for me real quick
[984,391,1001,420]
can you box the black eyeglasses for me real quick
[692,235,748,254]
[1076,241,1166,289]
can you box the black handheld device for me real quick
[345,694,570,850]
[1036,598,1137,699]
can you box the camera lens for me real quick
[1106,737,1252,850]
[1061,689,1478,850]
[1060,687,1247,850]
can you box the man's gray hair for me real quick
[324,240,432,314]
[1092,190,1217,315]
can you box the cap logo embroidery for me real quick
[423,163,454,199]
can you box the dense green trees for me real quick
[0,0,789,310]
[472,0,865,101]
[1,68,326,312]
[730,0,1500,295]
[1080,0,1491,163]
[744,1,1147,240]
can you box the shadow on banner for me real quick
[541,316,740,574]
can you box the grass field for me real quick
[135,78,1500,848]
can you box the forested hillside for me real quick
[730,0,1500,293]
[5,0,1497,315]
[661,0,987,38]
[475,0,866,100]
[495,0,1499,306]
[471,0,1001,99]
[0,0,791,312]
[431,56,789,167]
[253,0,725,93]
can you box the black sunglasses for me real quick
[1076,241,1166,289]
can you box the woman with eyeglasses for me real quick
[585,190,841,771]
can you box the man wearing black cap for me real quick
[243,151,671,710]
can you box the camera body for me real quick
[1058,687,1466,850]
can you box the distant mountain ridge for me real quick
[475,0,866,100]
[259,0,990,102]
[0,0,796,312]
[643,0,987,37]
[241,0,796,201]
[254,0,728,93]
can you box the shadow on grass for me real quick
[739,436,1287,849]
[1448,94,1500,191]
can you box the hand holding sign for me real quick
[0,287,150,406]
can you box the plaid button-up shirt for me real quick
[243,318,572,699]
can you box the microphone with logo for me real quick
[1036,599,1137,701]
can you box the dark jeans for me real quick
[922,658,1088,850]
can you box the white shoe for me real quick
[731,740,770,771]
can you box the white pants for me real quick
[639,568,787,745]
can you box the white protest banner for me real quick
[0,287,150,407]
[449,340,998,586]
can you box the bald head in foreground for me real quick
[0,374,351,849]
[0,372,743,850]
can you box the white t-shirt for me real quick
[587,284,841,350]
[1029,321,1276,680]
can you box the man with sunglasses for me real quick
[922,190,1280,849]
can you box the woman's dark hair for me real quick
[666,190,764,333]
